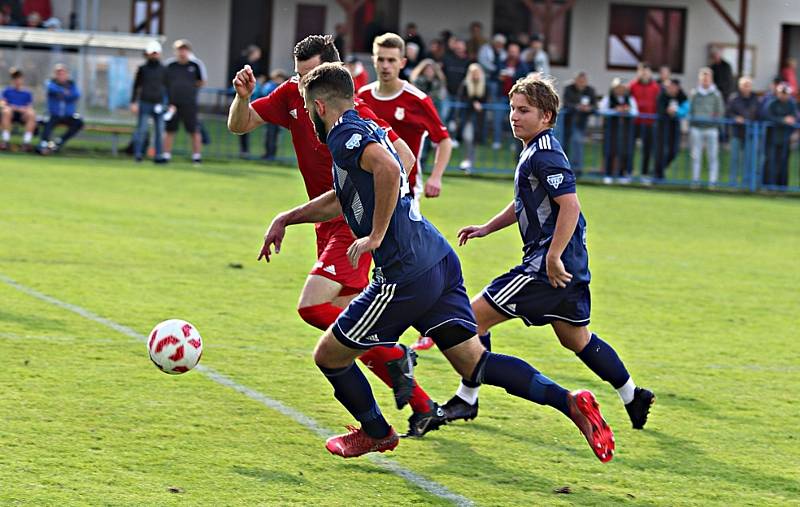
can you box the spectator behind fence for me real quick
[230,44,263,158]
[409,58,446,102]
[759,76,782,119]
[1,0,24,26]
[427,38,445,64]
[524,33,550,75]
[478,34,507,149]
[657,65,672,86]
[345,55,369,93]
[763,83,797,187]
[561,71,596,173]
[38,64,83,155]
[709,46,735,101]
[130,40,167,163]
[404,22,425,58]
[500,42,528,96]
[466,21,486,61]
[402,42,421,80]
[441,38,470,130]
[725,76,759,184]
[655,78,688,180]
[689,67,724,185]
[1,67,36,151]
[780,57,798,99]
[23,0,50,20]
[259,68,288,161]
[456,63,487,172]
[599,78,638,183]
[164,39,205,164]
[629,63,661,178]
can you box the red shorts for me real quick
[310,217,371,295]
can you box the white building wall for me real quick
[270,0,346,75]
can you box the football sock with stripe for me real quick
[319,362,392,439]
[576,333,634,403]
[471,351,570,416]
[299,304,435,414]
[460,332,492,391]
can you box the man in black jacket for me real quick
[725,76,759,185]
[130,40,167,163]
[654,78,687,180]
[561,72,596,174]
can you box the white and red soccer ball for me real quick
[147,319,203,374]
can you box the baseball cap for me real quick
[145,40,162,54]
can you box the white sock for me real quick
[192,152,201,160]
[456,383,480,405]
[617,377,636,404]
[163,152,171,160]
[1,130,9,142]
[23,131,32,143]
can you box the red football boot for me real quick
[568,390,615,463]
[410,336,435,351]
[325,425,399,458]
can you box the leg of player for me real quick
[297,274,438,421]
[442,295,507,423]
[439,334,615,463]
[313,329,399,458]
[551,320,654,429]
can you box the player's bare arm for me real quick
[458,201,517,246]
[392,137,415,175]
[546,193,581,288]
[346,142,401,268]
[228,65,265,134]
[258,190,342,262]
[426,137,452,198]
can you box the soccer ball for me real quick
[147,319,203,374]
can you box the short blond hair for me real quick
[508,73,560,127]
[373,32,405,56]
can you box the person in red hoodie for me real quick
[629,63,661,179]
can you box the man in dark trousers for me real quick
[130,40,167,163]
[38,64,83,155]
[164,39,205,164]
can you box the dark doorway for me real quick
[780,24,800,81]
[228,0,272,81]
[295,4,327,46]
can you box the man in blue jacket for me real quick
[39,64,84,154]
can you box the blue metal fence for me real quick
[173,91,800,194]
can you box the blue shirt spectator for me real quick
[46,74,80,117]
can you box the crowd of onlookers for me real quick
[377,21,799,186]
[1,0,63,30]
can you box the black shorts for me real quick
[166,103,198,133]
[11,110,26,124]
[482,268,591,327]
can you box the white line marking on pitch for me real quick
[1,274,474,507]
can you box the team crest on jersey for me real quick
[394,107,405,120]
[289,108,297,119]
[547,173,564,189]
[345,133,362,149]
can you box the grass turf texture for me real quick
[1,155,798,506]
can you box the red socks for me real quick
[361,346,433,414]
[298,303,433,413]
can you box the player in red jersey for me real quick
[228,35,447,437]
[358,32,453,352]
[357,32,452,208]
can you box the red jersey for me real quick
[629,79,661,125]
[357,80,449,190]
[251,76,398,200]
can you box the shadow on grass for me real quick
[231,465,308,485]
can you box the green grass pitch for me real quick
[1,154,798,506]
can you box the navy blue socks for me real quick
[319,362,391,439]
[472,351,570,416]
[576,333,630,389]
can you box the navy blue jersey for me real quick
[327,109,452,283]
[514,129,590,283]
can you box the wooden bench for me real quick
[82,123,135,156]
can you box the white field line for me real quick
[1,274,475,507]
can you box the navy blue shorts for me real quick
[333,250,477,350]
[482,267,591,327]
